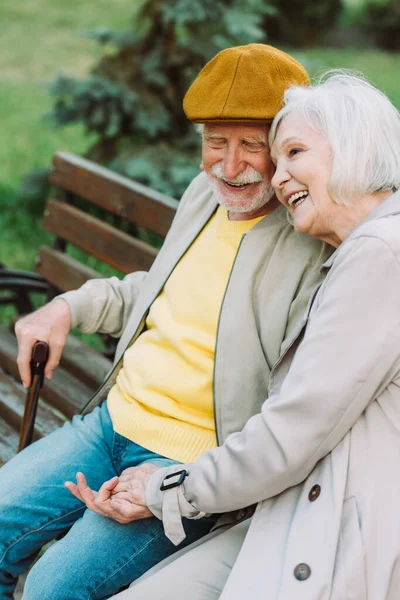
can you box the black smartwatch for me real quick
[160,469,188,491]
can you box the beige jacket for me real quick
[62,172,328,455]
[146,190,400,599]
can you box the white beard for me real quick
[208,163,274,214]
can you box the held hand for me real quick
[65,472,136,524]
[111,463,161,513]
[15,298,71,387]
[64,464,161,524]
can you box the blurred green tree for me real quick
[263,0,343,47]
[47,0,276,199]
[362,0,400,51]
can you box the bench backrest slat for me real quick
[50,152,179,237]
[36,247,102,293]
[43,200,159,274]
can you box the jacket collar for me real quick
[321,189,400,271]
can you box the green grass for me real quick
[0,0,135,271]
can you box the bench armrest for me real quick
[0,267,57,314]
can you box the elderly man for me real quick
[0,44,327,600]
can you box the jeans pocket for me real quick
[111,431,130,466]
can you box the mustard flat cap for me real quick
[183,43,309,123]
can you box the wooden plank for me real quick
[43,200,158,274]
[0,370,66,440]
[0,327,94,419]
[0,419,19,466]
[0,327,21,378]
[50,152,178,237]
[35,246,102,292]
[42,368,93,418]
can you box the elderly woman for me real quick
[111,71,400,599]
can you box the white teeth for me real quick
[288,190,308,206]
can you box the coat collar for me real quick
[321,189,400,271]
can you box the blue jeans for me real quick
[0,401,216,599]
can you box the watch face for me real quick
[160,469,188,491]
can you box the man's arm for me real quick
[59,271,148,336]
[15,270,147,387]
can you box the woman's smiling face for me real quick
[270,112,339,243]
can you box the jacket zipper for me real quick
[212,234,246,446]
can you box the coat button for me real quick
[294,563,311,581]
[308,484,321,502]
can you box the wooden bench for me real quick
[0,152,178,465]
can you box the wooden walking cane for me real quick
[18,341,49,452]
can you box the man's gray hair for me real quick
[195,123,204,136]
[269,70,400,205]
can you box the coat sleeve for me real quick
[59,271,148,337]
[146,234,400,544]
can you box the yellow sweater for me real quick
[108,206,264,463]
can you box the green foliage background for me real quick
[0,0,399,281]
[47,0,278,199]
[362,0,400,50]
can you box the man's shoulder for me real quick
[273,214,333,265]
[181,171,213,202]
[172,171,216,224]
[173,171,214,215]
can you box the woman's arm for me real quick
[146,234,400,542]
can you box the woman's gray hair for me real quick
[269,70,400,205]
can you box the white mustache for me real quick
[210,163,264,185]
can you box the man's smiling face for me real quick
[202,123,277,219]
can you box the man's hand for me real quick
[15,298,71,387]
[64,463,161,524]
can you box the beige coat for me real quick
[144,191,400,599]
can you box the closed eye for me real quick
[204,137,226,149]
[242,141,267,153]
[288,147,302,157]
